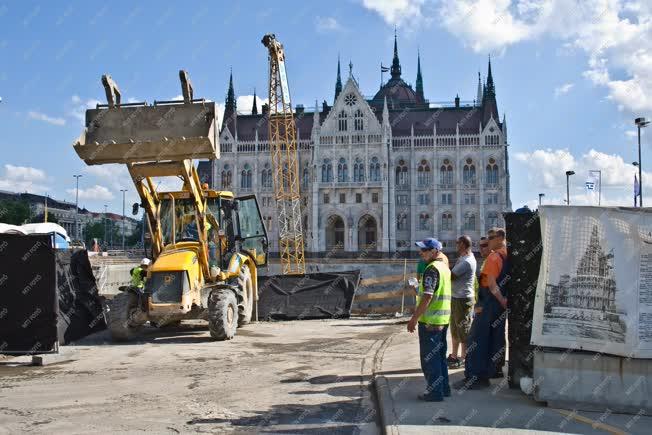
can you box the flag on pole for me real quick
[635,174,641,197]
[380,63,389,72]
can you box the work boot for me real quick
[418,393,444,402]
[453,377,490,390]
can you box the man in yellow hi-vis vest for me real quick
[408,238,452,402]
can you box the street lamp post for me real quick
[104,204,108,248]
[73,174,82,240]
[538,193,545,207]
[565,171,575,206]
[635,117,649,207]
[120,189,127,252]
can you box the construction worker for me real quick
[455,228,509,390]
[130,258,150,289]
[407,238,452,402]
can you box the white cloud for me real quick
[554,82,574,97]
[67,184,114,201]
[515,147,651,206]
[316,16,342,32]
[432,0,652,113]
[515,148,575,188]
[27,111,66,126]
[237,94,269,116]
[361,0,429,26]
[0,164,48,193]
[70,95,102,123]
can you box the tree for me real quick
[0,199,31,225]
[30,212,59,224]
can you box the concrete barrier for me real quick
[93,263,137,297]
[534,349,652,415]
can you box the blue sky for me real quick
[1,0,651,214]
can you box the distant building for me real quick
[0,190,139,240]
[198,33,511,255]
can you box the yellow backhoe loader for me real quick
[72,71,268,341]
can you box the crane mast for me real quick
[261,34,306,275]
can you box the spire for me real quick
[226,69,236,111]
[251,88,258,115]
[222,69,237,134]
[482,56,499,125]
[335,55,342,102]
[476,72,482,107]
[486,55,495,99]
[391,28,401,79]
[415,50,424,102]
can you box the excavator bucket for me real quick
[72,71,218,165]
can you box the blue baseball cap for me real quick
[415,238,442,251]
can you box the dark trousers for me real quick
[465,297,506,380]
[418,323,450,399]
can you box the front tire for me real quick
[108,292,144,342]
[237,265,254,326]
[208,289,238,340]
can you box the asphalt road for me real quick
[0,318,400,434]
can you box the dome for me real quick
[372,78,421,109]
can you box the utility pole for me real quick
[565,171,575,206]
[120,189,127,252]
[635,117,649,207]
[104,204,108,249]
[73,174,82,240]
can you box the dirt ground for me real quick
[0,318,401,434]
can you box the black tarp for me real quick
[504,212,542,389]
[257,270,359,320]
[0,234,58,354]
[55,249,106,344]
[0,234,106,355]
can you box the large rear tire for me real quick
[208,289,238,340]
[108,292,144,342]
[237,265,254,326]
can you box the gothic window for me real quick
[463,158,476,185]
[419,213,431,231]
[464,193,476,205]
[440,159,453,185]
[353,157,365,182]
[487,192,498,204]
[240,163,252,189]
[417,159,431,187]
[441,212,453,231]
[418,193,429,205]
[486,157,499,184]
[221,164,232,189]
[344,93,357,106]
[487,211,499,228]
[322,159,333,182]
[440,193,452,205]
[261,163,272,190]
[338,110,348,132]
[303,167,310,188]
[354,109,364,131]
[337,158,348,182]
[397,213,408,230]
[369,157,381,182]
[463,212,476,231]
[395,159,408,186]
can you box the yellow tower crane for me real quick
[261,34,305,275]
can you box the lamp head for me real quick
[566,170,575,176]
[635,117,649,127]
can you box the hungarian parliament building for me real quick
[198,35,512,255]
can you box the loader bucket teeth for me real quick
[72,102,218,165]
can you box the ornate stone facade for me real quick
[199,36,512,255]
